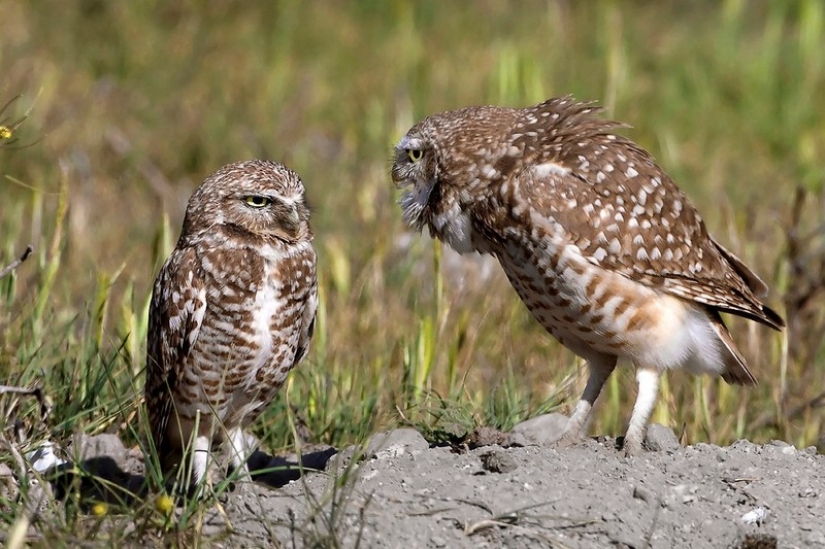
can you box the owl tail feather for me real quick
[709,311,757,386]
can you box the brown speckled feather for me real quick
[392,96,784,454]
[144,160,318,487]
[145,246,205,466]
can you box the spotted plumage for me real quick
[145,160,317,489]
[392,97,784,454]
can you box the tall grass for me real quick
[1,0,824,543]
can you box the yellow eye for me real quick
[407,148,423,162]
[245,196,271,208]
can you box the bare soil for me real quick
[27,419,825,548]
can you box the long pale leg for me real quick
[227,427,251,480]
[190,434,211,495]
[555,354,618,447]
[623,367,661,456]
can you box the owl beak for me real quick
[280,206,301,236]
[391,165,409,189]
[287,207,300,228]
[267,206,302,242]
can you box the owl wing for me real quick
[292,247,318,367]
[504,144,783,330]
[145,246,207,457]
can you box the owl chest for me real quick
[195,274,292,394]
[498,243,586,322]
[248,279,285,377]
[495,240,651,354]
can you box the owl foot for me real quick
[620,436,645,457]
[552,432,585,450]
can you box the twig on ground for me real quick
[453,497,494,515]
[722,477,766,508]
[641,504,661,549]
[463,514,582,548]
[0,430,28,478]
[465,517,517,535]
[0,245,33,280]
[452,498,593,544]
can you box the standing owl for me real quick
[392,97,784,454]
[145,160,317,491]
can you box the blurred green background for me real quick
[1,0,823,458]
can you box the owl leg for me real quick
[190,434,211,495]
[622,367,661,456]
[556,353,617,447]
[227,426,251,479]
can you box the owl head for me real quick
[180,160,312,245]
[392,105,522,254]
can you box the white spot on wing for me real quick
[529,162,571,178]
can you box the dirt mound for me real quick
[18,424,825,548]
[229,429,823,548]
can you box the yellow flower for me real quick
[0,126,12,139]
[155,494,175,514]
[91,502,108,516]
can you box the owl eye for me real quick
[406,148,423,162]
[244,195,272,208]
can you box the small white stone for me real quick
[26,442,67,473]
[741,507,770,526]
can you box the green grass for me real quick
[1,0,824,545]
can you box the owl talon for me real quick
[621,438,645,457]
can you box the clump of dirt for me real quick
[19,421,825,548]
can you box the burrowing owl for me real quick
[392,97,784,454]
[145,160,317,490]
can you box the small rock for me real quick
[670,484,698,504]
[741,507,770,526]
[609,531,641,548]
[78,433,127,460]
[731,440,757,453]
[805,532,825,546]
[738,533,777,549]
[468,426,508,447]
[632,485,656,504]
[506,432,529,447]
[75,433,141,471]
[26,442,67,473]
[644,424,680,452]
[366,428,429,460]
[798,487,817,498]
[509,413,568,445]
[330,444,360,470]
[479,448,517,474]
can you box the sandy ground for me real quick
[16,417,825,548]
